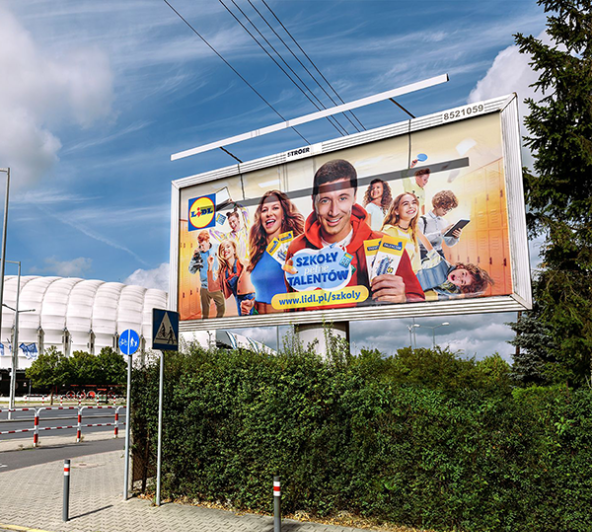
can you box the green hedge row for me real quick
[131,345,592,532]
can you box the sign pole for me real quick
[156,349,164,506]
[151,308,179,508]
[117,328,139,502]
[123,351,132,500]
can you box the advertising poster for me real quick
[177,109,515,323]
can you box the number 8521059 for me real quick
[443,104,485,122]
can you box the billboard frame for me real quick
[170,93,532,332]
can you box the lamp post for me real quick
[0,168,10,346]
[427,322,450,348]
[406,322,420,349]
[4,260,35,419]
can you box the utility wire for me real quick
[230,0,351,137]
[218,0,349,137]
[260,0,366,132]
[162,0,310,146]
[249,0,362,133]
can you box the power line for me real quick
[259,0,366,132]
[161,0,310,147]
[249,0,363,133]
[218,0,350,137]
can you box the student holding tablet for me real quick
[419,190,467,259]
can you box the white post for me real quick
[294,322,349,358]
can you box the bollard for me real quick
[273,476,281,532]
[76,410,82,443]
[114,410,119,438]
[63,459,71,522]
[60,395,63,407]
[33,411,39,447]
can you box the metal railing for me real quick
[0,405,126,446]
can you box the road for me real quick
[0,407,126,441]
[0,437,124,471]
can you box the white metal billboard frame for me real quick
[170,93,532,332]
[171,74,449,161]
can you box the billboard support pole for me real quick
[295,322,349,358]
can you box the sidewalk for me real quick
[0,430,113,452]
[0,448,370,532]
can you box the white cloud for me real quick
[124,263,170,291]
[29,257,92,277]
[0,5,114,185]
[467,32,549,117]
[467,31,556,172]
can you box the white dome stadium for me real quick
[0,276,168,370]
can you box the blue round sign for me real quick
[119,329,140,356]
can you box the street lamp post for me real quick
[406,322,420,349]
[0,168,10,346]
[427,322,450,348]
[3,260,35,419]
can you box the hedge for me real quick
[131,345,592,532]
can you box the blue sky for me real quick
[0,0,548,358]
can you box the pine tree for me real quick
[511,0,592,387]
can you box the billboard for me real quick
[170,94,532,331]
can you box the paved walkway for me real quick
[0,448,369,532]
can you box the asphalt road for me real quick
[0,437,125,472]
[0,408,126,441]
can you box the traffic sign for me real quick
[152,309,179,351]
[119,329,140,356]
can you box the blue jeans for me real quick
[236,293,255,316]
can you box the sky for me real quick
[0,0,549,360]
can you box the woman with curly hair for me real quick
[242,190,305,314]
[381,192,433,273]
[363,178,393,231]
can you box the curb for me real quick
[0,524,54,532]
[0,414,111,424]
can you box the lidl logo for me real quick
[188,195,216,231]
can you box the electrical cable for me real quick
[161,0,310,146]
[218,0,349,137]
[249,0,362,133]
[259,0,366,131]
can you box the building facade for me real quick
[0,275,168,372]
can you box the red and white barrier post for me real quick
[33,409,40,447]
[114,406,122,438]
[274,476,281,532]
[76,409,82,443]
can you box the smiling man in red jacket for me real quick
[284,159,424,310]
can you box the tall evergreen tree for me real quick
[511,0,592,386]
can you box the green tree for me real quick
[66,350,99,385]
[25,346,68,403]
[94,347,127,385]
[511,0,592,386]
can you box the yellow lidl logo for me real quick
[188,195,216,231]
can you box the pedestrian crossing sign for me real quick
[152,309,179,351]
